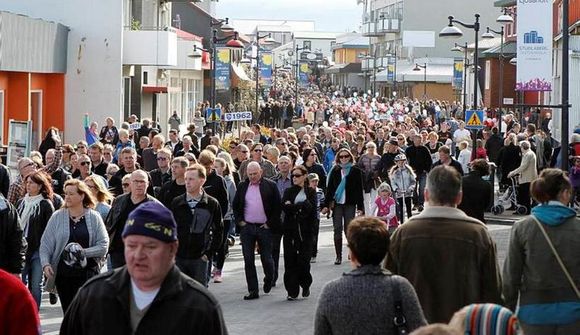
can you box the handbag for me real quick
[531,215,580,299]
[390,275,409,335]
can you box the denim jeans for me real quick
[332,204,356,241]
[240,224,274,294]
[22,251,42,308]
[414,172,427,207]
[176,257,209,287]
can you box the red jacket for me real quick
[0,269,40,335]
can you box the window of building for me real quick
[303,40,311,50]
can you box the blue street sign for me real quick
[465,110,484,129]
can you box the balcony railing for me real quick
[361,56,390,71]
[362,17,401,36]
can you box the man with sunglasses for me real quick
[149,148,172,197]
[76,154,108,188]
[238,143,277,181]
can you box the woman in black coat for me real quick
[99,117,119,146]
[282,165,317,300]
[497,134,522,189]
[16,171,55,308]
[302,148,327,192]
[323,148,365,265]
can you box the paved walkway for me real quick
[40,219,513,334]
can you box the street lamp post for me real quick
[482,26,505,134]
[440,14,481,161]
[413,63,427,100]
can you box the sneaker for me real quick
[287,295,298,301]
[214,271,223,283]
[228,237,235,247]
[310,257,317,263]
[211,268,217,278]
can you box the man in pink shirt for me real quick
[232,162,282,300]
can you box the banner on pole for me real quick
[298,62,310,87]
[453,59,463,88]
[387,57,396,82]
[215,48,231,91]
[516,0,552,91]
[259,52,273,88]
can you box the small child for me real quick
[308,173,325,263]
[389,154,416,224]
[475,139,487,160]
[370,182,399,233]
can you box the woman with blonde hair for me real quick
[84,175,113,221]
[40,179,108,313]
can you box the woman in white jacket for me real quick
[457,141,472,174]
[389,154,416,223]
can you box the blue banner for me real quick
[387,57,396,82]
[298,61,310,87]
[259,52,273,88]
[453,59,463,88]
[215,48,230,91]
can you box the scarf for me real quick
[18,194,44,238]
[334,162,352,203]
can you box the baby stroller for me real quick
[491,175,527,215]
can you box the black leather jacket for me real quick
[60,266,227,335]
[0,197,27,273]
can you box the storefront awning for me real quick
[231,63,252,82]
[325,63,361,74]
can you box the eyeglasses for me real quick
[309,153,317,157]
[157,157,169,161]
[79,161,91,166]
[77,146,86,149]
[253,149,263,152]
[339,155,350,159]
[122,183,130,187]
[292,174,303,178]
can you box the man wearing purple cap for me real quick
[60,201,227,335]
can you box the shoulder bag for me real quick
[531,215,580,299]
[390,275,409,334]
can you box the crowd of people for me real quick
[0,84,579,335]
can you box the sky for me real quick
[216,0,362,33]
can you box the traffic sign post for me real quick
[465,110,484,129]
[465,110,485,164]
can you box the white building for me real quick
[1,0,204,143]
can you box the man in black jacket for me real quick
[89,142,109,178]
[105,170,161,268]
[458,159,492,223]
[432,145,464,176]
[405,134,432,211]
[233,162,281,300]
[149,148,172,197]
[158,157,187,207]
[170,165,223,286]
[61,201,227,335]
[0,193,26,274]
